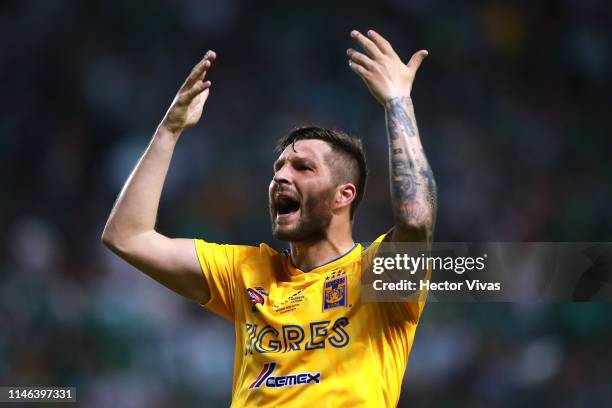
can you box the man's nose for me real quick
[273,166,291,185]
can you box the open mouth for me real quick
[274,195,301,220]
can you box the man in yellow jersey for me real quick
[102,29,436,407]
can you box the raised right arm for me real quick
[101,51,216,303]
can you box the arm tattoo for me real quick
[385,96,437,241]
[387,97,417,140]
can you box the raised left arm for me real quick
[348,29,437,243]
[384,95,436,242]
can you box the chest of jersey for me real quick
[240,265,359,355]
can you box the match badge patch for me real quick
[323,276,347,311]
[254,286,268,296]
[247,288,265,306]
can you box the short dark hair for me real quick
[275,126,368,220]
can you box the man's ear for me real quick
[335,183,356,211]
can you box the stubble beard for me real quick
[270,189,335,242]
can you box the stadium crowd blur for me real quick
[1,0,611,406]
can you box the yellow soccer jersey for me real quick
[194,233,428,407]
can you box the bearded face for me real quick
[269,182,337,242]
[269,140,339,242]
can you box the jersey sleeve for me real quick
[362,229,430,323]
[193,239,252,321]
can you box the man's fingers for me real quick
[366,30,393,54]
[347,48,374,70]
[182,50,216,91]
[184,80,212,100]
[348,59,369,79]
[407,50,429,71]
[200,59,213,81]
[185,57,208,84]
[350,30,382,59]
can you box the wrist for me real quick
[384,95,412,108]
[154,124,182,146]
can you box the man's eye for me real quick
[296,165,311,171]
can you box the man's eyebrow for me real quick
[295,157,316,166]
[274,155,317,166]
[273,158,284,170]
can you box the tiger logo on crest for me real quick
[323,276,347,310]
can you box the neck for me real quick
[289,225,355,272]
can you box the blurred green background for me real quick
[1,0,611,406]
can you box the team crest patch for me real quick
[323,276,347,310]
